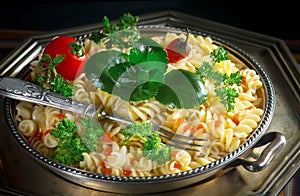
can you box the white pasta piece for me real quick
[174,150,191,167]
[79,152,101,172]
[15,102,34,121]
[44,107,61,131]
[229,137,240,152]
[106,143,127,169]
[18,119,37,136]
[196,35,217,55]
[234,99,254,111]
[111,168,122,176]
[43,133,59,148]
[189,161,202,169]
[238,92,257,102]
[32,105,46,132]
[195,157,211,166]
[134,157,152,172]
[29,136,49,155]
[73,87,91,104]
[233,108,263,137]
[159,161,181,175]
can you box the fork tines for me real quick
[153,124,207,152]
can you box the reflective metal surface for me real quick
[0,11,299,196]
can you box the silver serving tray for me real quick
[0,11,299,196]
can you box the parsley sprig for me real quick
[69,40,85,57]
[210,45,229,63]
[90,12,140,49]
[50,118,87,165]
[122,121,173,165]
[34,54,74,97]
[196,46,242,111]
[50,117,104,165]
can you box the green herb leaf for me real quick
[195,46,243,111]
[50,118,88,165]
[215,87,239,112]
[119,12,139,29]
[84,38,167,102]
[80,116,105,151]
[33,54,74,97]
[196,61,223,86]
[121,121,173,165]
[50,117,104,165]
[69,40,85,57]
[84,50,129,93]
[122,121,153,143]
[223,71,242,86]
[90,12,140,49]
[210,46,229,63]
[129,38,168,64]
[108,61,165,101]
[155,69,207,109]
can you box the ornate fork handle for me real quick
[0,77,206,151]
[0,77,96,117]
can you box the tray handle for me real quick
[227,132,286,172]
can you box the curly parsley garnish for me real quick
[196,46,242,111]
[210,45,229,63]
[122,121,173,165]
[33,54,74,97]
[50,117,104,165]
[90,12,140,49]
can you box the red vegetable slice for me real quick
[43,35,88,81]
[166,28,191,63]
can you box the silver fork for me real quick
[0,77,206,151]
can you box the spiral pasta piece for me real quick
[16,102,34,121]
[233,108,264,137]
[18,119,37,136]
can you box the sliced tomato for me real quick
[166,29,191,63]
[43,35,88,81]
[166,38,190,63]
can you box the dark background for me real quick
[0,1,299,40]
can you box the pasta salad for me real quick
[14,13,264,177]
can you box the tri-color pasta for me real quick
[14,30,265,177]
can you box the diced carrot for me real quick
[245,105,253,110]
[100,158,107,168]
[241,76,246,85]
[171,150,178,158]
[174,117,184,130]
[102,168,112,175]
[196,124,204,130]
[103,132,113,142]
[129,155,136,164]
[183,125,193,133]
[173,161,182,169]
[44,129,52,135]
[34,128,43,140]
[104,146,112,156]
[56,113,65,120]
[215,120,222,128]
[232,113,240,125]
